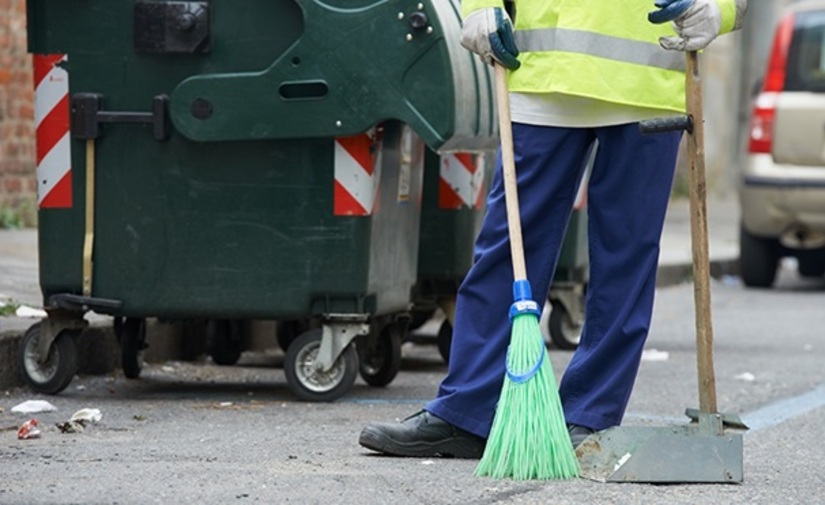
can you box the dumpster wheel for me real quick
[116,317,147,379]
[284,329,358,402]
[275,319,311,352]
[547,301,582,351]
[357,323,402,387]
[206,319,244,366]
[19,322,79,395]
[436,319,453,365]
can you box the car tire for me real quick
[739,224,780,288]
[797,249,825,278]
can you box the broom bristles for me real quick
[475,312,580,480]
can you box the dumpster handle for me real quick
[82,139,96,296]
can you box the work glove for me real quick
[649,0,722,52]
[460,8,520,70]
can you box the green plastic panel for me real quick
[30,0,434,319]
[168,0,497,151]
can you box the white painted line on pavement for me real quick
[740,383,825,432]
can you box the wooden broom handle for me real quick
[686,51,718,414]
[494,63,528,282]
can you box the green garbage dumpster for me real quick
[21,0,497,400]
[409,149,493,363]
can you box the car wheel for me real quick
[739,224,780,288]
[797,249,825,278]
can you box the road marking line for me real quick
[740,383,825,431]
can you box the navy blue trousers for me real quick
[425,122,681,438]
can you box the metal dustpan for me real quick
[576,410,748,483]
[575,50,748,483]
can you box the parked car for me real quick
[740,0,825,287]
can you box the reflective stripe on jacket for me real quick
[461,0,744,113]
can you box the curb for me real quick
[0,320,208,392]
[656,257,740,288]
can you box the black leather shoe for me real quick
[359,410,486,459]
[568,424,595,448]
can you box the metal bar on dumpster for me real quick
[82,139,95,297]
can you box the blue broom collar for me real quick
[509,279,541,320]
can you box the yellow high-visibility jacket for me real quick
[462,1,747,113]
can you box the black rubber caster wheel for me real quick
[118,317,147,379]
[547,302,581,351]
[358,324,403,387]
[18,322,78,394]
[284,329,358,402]
[206,319,244,366]
[436,319,453,364]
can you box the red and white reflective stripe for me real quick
[438,152,485,210]
[34,54,72,208]
[333,131,381,216]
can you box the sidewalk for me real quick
[0,195,740,388]
[657,195,740,285]
[0,227,41,333]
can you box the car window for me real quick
[786,10,825,92]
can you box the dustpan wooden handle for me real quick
[686,51,718,415]
[494,63,528,283]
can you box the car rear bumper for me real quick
[739,154,825,240]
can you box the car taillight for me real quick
[749,92,778,154]
[748,13,795,154]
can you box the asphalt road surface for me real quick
[1,262,824,505]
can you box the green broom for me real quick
[474,64,580,481]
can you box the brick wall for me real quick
[0,0,36,212]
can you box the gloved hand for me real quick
[649,0,722,52]
[460,8,520,69]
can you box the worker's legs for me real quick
[426,123,594,438]
[559,124,681,431]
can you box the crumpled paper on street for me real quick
[56,408,103,434]
[11,400,57,414]
[70,408,102,423]
[14,305,48,318]
[735,372,756,382]
[641,348,669,362]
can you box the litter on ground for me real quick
[11,400,57,414]
[17,419,41,440]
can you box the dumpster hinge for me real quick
[134,1,210,54]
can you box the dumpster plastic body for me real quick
[410,149,493,362]
[22,0,497,399]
